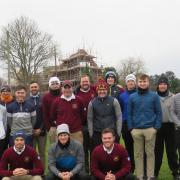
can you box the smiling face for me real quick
[97,88,108,98]
[102,132,115,149]
[80,76,90,91]
[15,89,26,103]
[62,85,73,97]
[58,133,69,145]
[138,77,150,89]
[158,83,168,92]
[50,82,60,90]
[126,80,136,90]
[107,76,115,85]
[30,83,39,96]
[14,137,25,150]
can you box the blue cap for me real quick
[13,130,26,141]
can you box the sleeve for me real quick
[118,94,124,113]
[6,104,13,129]
[170,96,180,127]
[154,95,162,129]
[87,101,93,138]
[48,145,60,176]
[2,106,7,132]
[113,98,122,137]
[70,142,84,175]
[115,146,131,178]
[29,150,44,175]
[127,96,133,130]
[30,106,37,128]
[78,97,86,125]
[0,151,13,177]
[50,99,58,127]
[91,148,106,179]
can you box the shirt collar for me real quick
[13,145,26,155]
[61,93,75,101]
[103,144,114,154]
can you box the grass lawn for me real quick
[44,138,174,180]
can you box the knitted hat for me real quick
[13,130,26,141]
[0,85,11,92]
[57,124,70,135]
[96,79,109,91]
[157,76,169,86]
[49,77,60,87]
[105,71,117,81]
[62,80,72,88]
[125,74,136,84]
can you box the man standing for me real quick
[51,80,85,144]
[0,130,43,180]
[42,76,61,144]
[127,74,162,180]
[88,79,122,149]
[7,85,36,146]
[46,124,89,180]
[28,82,46,167]
[118,74,136,173]
[91,128,135,180]
[75,74,97,172]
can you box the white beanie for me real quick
[57,124,70,135]
[49,77,60,87]
[125,74,136,84]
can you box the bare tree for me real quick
[0,16,54,85]
[118,56,146,82]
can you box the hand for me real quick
[59,172,72,180]
[105,171,116,180]
[33,129,41,136]
[13,168,28,176]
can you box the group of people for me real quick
[0,70,179,180]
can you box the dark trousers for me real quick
[122,121,135,173]
[175,129,180,167]
[0,138,7,159]
[155,122,178,176]
[83,125,91,172]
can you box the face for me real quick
[30,83,39,95]
[158,83,168,92]
[97,89,108,98]
[80,76,90,90]
[14,137,25,150]
[62,85,73,97]
[102,132,115,149]
[50,82,60,90]
[15,89,26,102]
[107,76,115,85]
[138,78,150,89]
[126,80,136,90]
[58,133,69,145]
[1,90,11,96]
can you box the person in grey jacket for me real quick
[171,93,180,170]
[87,79,122,150]
[46,124,89,180]
[154,76,179,179]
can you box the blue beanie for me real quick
[13,130,26,141]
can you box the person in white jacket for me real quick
[0,103,7,159]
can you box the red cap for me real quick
[62,80,73,87]
[96,79,109,91]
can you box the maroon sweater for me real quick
[76,86,97,125]
[51,95,85,133]
[0,146,43,177]
[91,143,131,180]
[42,91,60,131]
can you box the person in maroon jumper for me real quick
[75,74,97,172]
[42,76,61,144]
[51,80,85,144]
[0,130,43,180]
[91,128,136,180]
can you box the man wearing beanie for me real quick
[50,80,85,144]
[118,74,136,173]
[42,76,61,144]
[87,79,122,150]
[0,130,43,180]
[46,124,89,180]
[105,70,124,99]
[155,76,179,179]
[127,74,162,180]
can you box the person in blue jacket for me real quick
[127,74,162,180]
[118,74,136,173]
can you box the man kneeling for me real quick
[46,124,89,180]
[91,128,136,180]
[0,130,43,180]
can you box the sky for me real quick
[0,0,180,78]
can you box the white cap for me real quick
[125,74,136,84]
[57,124,70,135]
[49,77,60,87]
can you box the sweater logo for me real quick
[113,155,119,162]
[24,156,30,163]
[72,104,77,109]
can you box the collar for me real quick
[13,145,26,155]
[80,87,90,93]
[61,93,75,101]
[30,92,40,98]
[103,144,114,154]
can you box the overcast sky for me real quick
[0,0,180,78]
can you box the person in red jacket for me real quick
[0,130,43,180]
[51,80,85,144]
[91,128,136,180]
[42,76,61,144]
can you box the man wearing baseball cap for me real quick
[46,124,89,180]
[42,76,61,144]
[87,79,122,150]
[0,130,43,180]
